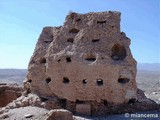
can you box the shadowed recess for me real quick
[69,28,79,33]
[118,78,130,84]
[63,77,70,84]
[111,44,126,60]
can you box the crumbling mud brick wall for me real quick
[24,11,137,111]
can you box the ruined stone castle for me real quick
[24,11,137,115]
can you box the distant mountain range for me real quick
[0,69,27,85]
[137,63,160,72]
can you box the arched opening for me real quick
[69,28,79,33]
[111,44,126,60]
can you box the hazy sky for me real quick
[0,0,160,68]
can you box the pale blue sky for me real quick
[0,0,159,68]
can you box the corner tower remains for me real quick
[24,11,137,115]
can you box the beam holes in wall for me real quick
[85,58,96,62]
[97,79,103,86]
[118,78,130,84]
[67,38,74,43]
[69,28,79,33]
[76,99,85,104]
[85,54,96,62]
[40,97,48,102]
[97,20,106,24]
[66,57,71,63]
[76,18,81,22]
[103,100,108,106]
[46,78,51,84]
[57,59,61,63]
[128,98,137,104]
[111,44,126,60]
[44,41,52,44]
[82,79,87,84]
[63,77,70,84]
[92,39,100,42]
[40,58,46,64]
[28,79,32,83]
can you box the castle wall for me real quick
[24,11,137,104]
